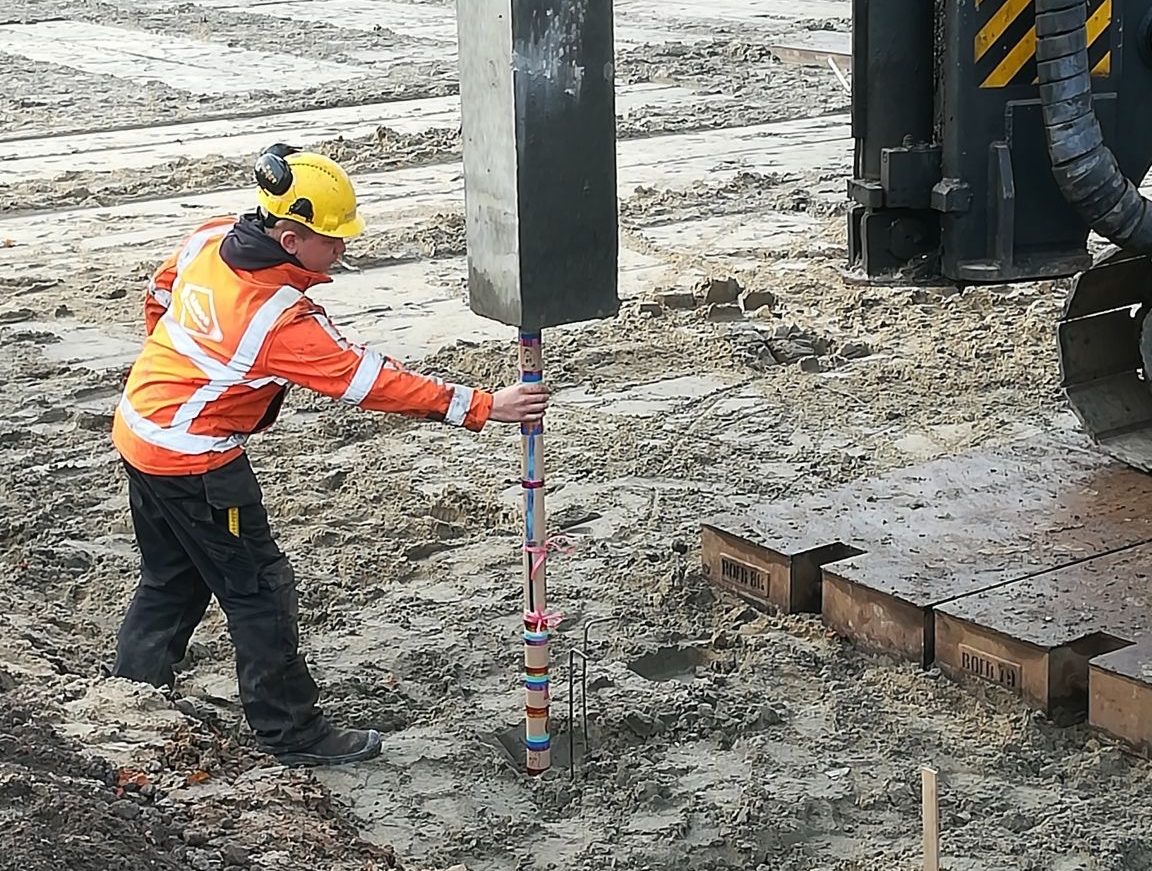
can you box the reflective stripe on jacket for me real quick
[113,217,492,475]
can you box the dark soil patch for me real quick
[0,702,190,871]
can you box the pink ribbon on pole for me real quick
[523,608,565,633]
[522,535,575,580]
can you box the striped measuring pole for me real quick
[519,330,552,775]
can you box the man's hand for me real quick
[490,383,550,424]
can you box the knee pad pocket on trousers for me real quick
[200,536,261,597]
[259,555,296,592]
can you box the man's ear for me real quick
[277,229,301,255]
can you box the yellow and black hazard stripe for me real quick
[975,0,1112,89]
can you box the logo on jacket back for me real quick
[178,283,224,342]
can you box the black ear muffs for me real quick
[255,153,293,197]
[254,144,300,197]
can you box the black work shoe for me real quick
[273,728,383,767]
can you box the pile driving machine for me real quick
[849,0,1152,470]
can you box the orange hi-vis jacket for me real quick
[112,216,493,476]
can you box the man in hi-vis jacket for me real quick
[110,145,549,766]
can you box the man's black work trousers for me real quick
[112,454,329,754]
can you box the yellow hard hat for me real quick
[253,146,365,239]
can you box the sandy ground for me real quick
[0,1,1148,870]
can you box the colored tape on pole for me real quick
[519,330,544,548]
[975,0,1111,89]
[519,328,550,775]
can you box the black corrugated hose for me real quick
[1035,0,1152,252]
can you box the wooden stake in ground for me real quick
[922,766,940,871]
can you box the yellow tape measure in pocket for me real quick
[227,507,240,537]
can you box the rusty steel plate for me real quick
[703,428,1152,665]
[700,526,860,615]
[1090,640,1152,758]
[935,543,1152,722]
